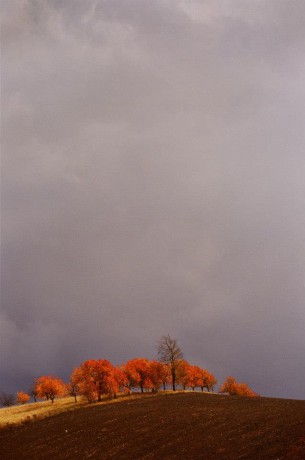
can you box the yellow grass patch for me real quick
[0,397,88,427]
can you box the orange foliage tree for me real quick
[236,383,258,397]
[67,369,82,403]
[16,391,30,404]
[70,366,96,401]
[220,376,258,397]
[159,362,171,390]
[120,362,140,394]
[35,376,66,403]
[220,376,238,394]
[123,358,152,393]
[188,365,202,391]
[112,366,129,396]
[207,372,217,392]
[198,369,217,392]
[71,359,118,402]
[176,362,217,392]
[176,360,191,390]
[148,361,168,392]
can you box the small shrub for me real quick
[17,392,30,404]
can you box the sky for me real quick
[1,0,305,399]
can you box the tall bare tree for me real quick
[157,335,183,391]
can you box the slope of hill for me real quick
[0,397,87,428]
[1,392,304,459]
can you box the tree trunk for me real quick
[172,371,176,391]
[97,386,102,402]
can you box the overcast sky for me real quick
[1,0,305,399]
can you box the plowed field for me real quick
[1,392,305,459]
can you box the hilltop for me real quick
[0,392,304,459]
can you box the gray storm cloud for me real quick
[1,0,305,398]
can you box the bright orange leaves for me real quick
[16,391,30,404]
[31,359,219,404]
[148,361,169,392]
[122,358,152,393]
[176,362,217,392]
[70,358,169,402]
[29,368,257,404]
[220,376,258,397]
[71,359,118,402]
[121,359,169,394]
[35,376,66,403]
[21,357,257,405]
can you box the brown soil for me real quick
[0,392,304,459]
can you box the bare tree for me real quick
[0,392,16,407]
[157,335,183,391]
[29,386,38,403]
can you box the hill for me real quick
[0,397,87,428]
[0,392,304,459]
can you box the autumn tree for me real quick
[112,366,128,397]
[157,335,183,391]
[148,361,167,392]
[188,365,202,391]
[159,363,171,390]
[72,359,118,402]
[219,376,238,395]
[124,358,152,393]
[16,392,30,405]
[236,383,258,397]
[176,360,191,390]
[68,368,82,402]
[205,372,217,392]
[35,376,66,403]
[198,369,217,392]
[116,364,134,395]
[220,376,258,397]
[121,364,137,394]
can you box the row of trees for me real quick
[1,336,258,406]
[2,373,257,407]
[71,357,219,401]
[26,357,218,405]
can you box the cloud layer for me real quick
[2,0,305,398]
